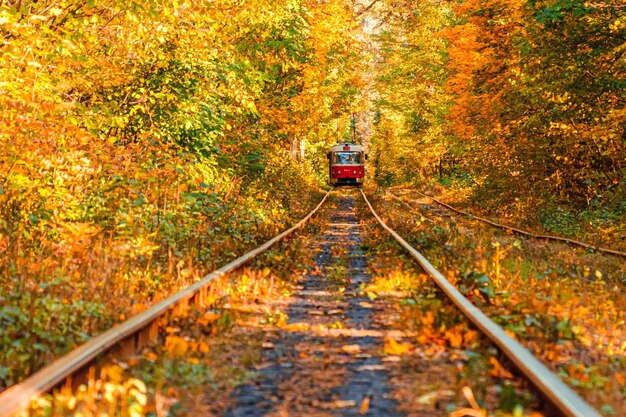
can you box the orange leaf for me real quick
[198,312,220,326]
[384,337,413,355]
[197,341,210,353]
[489,357,514,379]
[420,311,435,326]
[164,335,188,358]
[463,330,478,344]
[445,329,463,348]
[282,322,309,331]
[449,386,487,417]
[359,396,370,415]
[341,344,361,354]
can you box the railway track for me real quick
[0,189,603,417]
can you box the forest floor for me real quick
[38,190,557,417]
[396,185,626,254]
[24,188,625,416]
[368,186,625,416]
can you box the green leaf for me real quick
[33,343,48,352]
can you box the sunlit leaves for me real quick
[366,0,625,216]
[368,0,452,184]
[0,0,349,389]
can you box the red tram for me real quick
[327,143,366,187]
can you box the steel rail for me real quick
[390,190,626,258]
[361,189,600,417]
[0,189,333,417]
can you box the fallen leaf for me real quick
[359,302,374,308]
[504,329,517,339]
[489,356,514,379]
[449,408,486,417]
[420,311,435,326]
[445,328,463,347]
[197,312,220,326]
[193,341,210,353]
[382,355,401,362]
[282,322,309,331]
[359,396,370,415]
[334,400,356,408]
[164,335,188,358]
[449,386,487,417]
[262,342,274,349]
[416,390,455,405]
[342,344,362,354]
[384,337,413,355]
[464,330,478,344]
[327,309,342,315]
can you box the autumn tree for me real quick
[367,0,452,185]
[0,0,364,388]
[367,0,625,222]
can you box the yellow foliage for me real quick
[384,337,414,355]
[164,335,189,358]
[281,322,310,331]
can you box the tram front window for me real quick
[333,152,362,165]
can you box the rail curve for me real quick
[389,189,626,258]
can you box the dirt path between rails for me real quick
[221,194,404,416]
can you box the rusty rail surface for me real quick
[389,190,626,258]
[361,189,600,417]
[0,189,333,417]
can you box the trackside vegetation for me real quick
[369,0,626,242]
[0,0,363,388]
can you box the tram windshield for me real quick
[333,151,362,165]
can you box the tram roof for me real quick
[329,143,364,152]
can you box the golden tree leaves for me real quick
[383,337,414,355]
[367,0,625,216]
[0,0,362,388]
